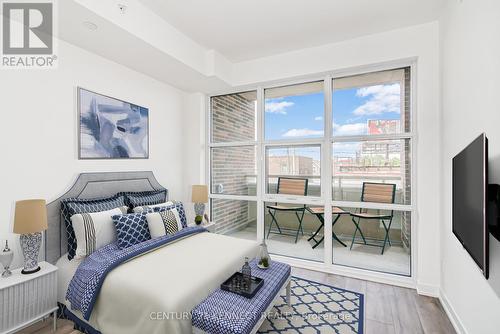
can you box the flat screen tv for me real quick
[452,133,489,278]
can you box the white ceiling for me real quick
[139,0,445,62]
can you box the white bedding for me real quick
[58,232,259,334]
[56,253,82,303]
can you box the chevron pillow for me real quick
[61,194,127,260]
[146,208,183,239]
[112,213,151,249]
[154,202,188,228]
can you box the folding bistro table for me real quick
[307,206,349,249]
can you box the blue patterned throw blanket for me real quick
[66,226,206,320]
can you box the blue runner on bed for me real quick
[66,226,206,320]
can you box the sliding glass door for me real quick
[208,65,415,278]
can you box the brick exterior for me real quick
[211,92,256,142]
[211,92,257,233]
[402,67,412,251]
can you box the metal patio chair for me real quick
[349,182,396,254]
[266,177,308,243]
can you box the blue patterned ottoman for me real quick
[192,260,291,334]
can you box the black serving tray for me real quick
[221,272,264,298]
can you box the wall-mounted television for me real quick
[452,133,489,278]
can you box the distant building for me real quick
[268,155,314,176]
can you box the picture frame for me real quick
[78,87,149,159]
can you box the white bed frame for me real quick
[192,276,291,334]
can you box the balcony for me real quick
[211,174,411,276]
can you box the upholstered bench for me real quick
[192,260,291,334]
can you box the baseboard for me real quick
[439,288,468,334]
[416,283,440,297]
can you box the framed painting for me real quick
[78,88,149,159]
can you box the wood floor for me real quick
[25,267,455,334]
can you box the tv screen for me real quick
[452,133,488,278]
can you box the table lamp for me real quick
[13,199,48,274]
[191,185,208,225]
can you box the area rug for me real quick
[258,276,364,334]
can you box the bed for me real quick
[46,171,259,334]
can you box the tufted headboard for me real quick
[45,171,166,264]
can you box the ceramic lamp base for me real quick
[20,232,42,275]
[21,266,40,274]
[194,203,205,217]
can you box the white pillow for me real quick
[70,206,128,259]
[146,208,182,239]
[133,201,174,213]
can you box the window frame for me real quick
[206,59,417,286]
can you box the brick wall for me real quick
[402,67,412,251]
[211,92,257,233]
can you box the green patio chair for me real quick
[266,177,308,243]
[349,182,396,254]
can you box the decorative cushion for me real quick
[70,207,128,259]
[153,202,188,228]
[61,195,127,260]
[112,213,151,249]
[133,201,174,213]
[146,208,183,238]
[120,190,167,210]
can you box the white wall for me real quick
[182,92,206,222]
[440,0,500,333]
[0,38,188,268]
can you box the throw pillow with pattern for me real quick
[146,208,183,238]
[70,206,128,259]
[61,194,127,260]
[112,213,151,249]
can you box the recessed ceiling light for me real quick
[82,21,98,31]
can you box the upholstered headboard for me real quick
[45,171,166,264]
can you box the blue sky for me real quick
[264,83,402,141]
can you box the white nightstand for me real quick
[189,221,216,233]
[0,261,58,334]
[201,221,216,233]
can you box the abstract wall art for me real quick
[78,88,149,159]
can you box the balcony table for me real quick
[307,206,349,249]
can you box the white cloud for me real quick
[333,122,367,136]
[353,83,400,115]
[282,128,324,137]
[265,101,294,114]
[314,116,323,121]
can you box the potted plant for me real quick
[195,215,203,225]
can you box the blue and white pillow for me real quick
[120,190,167,211]
[112,213,151,249]
[70,206,128,259]
[153,202,188,228]
[146,207,183,239]
[133,201,174,213]
[61,195,127,260]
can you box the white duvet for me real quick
[62,232,259,334]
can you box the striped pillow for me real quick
[70,206,127,259]
[61,194,127,260]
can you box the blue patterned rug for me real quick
[258,276,364,334]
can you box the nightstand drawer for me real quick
[0,263,57,333]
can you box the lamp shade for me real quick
[13,199,48,234]
[191,185,208,203]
